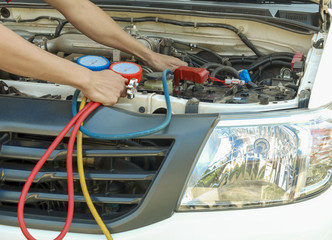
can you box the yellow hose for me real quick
[77,97,113,240]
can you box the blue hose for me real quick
[72,69,173,140]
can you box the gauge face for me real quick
[111,62,141,74]
[110,62,142,84]
[77,55,110,71]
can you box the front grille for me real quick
[0,132,173,224]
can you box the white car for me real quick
[0,0,331,239]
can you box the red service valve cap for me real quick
[174,66,210,85]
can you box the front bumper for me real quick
[3,184,332,240]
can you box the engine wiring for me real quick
[161,38,295,90]
[0,20,298,104]
[209,77,232,88]
[1,15,263,56]
[172,39,225,63]
[250,60,292,82]
[0,16,67,37]
[0,14,297,91]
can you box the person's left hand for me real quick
[144,52,188,72]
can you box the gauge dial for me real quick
[110,62,143,83]
[77,55,110,71]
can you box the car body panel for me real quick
[0,0,331,239]
[309,11,332,108]
[1,186,332,240]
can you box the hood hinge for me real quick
[320,0,330,31]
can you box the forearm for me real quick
[46,0,154,62]
[0,24,90,90]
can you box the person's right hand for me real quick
[142,52,188,72]
[80,70,127,106]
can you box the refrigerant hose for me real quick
[17,69,173,240]
[72,69,173,239]
[76,96,113,240]
[17,102,94,240]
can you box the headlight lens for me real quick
[179,106,332,210]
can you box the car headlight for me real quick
[179,104,332,210]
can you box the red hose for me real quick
[17,102,94,240]
[66,103,101,195]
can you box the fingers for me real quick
[120,88,127,98]
[81,70,127,106]
[81,53,187,105]
[168,60,188,72]
[148,53,188,72]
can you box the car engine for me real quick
[0,6,325,114]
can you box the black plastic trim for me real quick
[0,189,142,205]
[0,145,168,160]
[0,167,156,182]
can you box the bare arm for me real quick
[0,0,186,106]
[0,24,127,106]
[45,0,187,71]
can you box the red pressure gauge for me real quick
[109,62,143,84]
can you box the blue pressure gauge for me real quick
[77,55,110,71]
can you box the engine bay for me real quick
[0,6,327,114]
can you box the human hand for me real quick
[80,70,127,106]
[144,52,188,72]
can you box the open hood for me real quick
[4,0,330,29]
